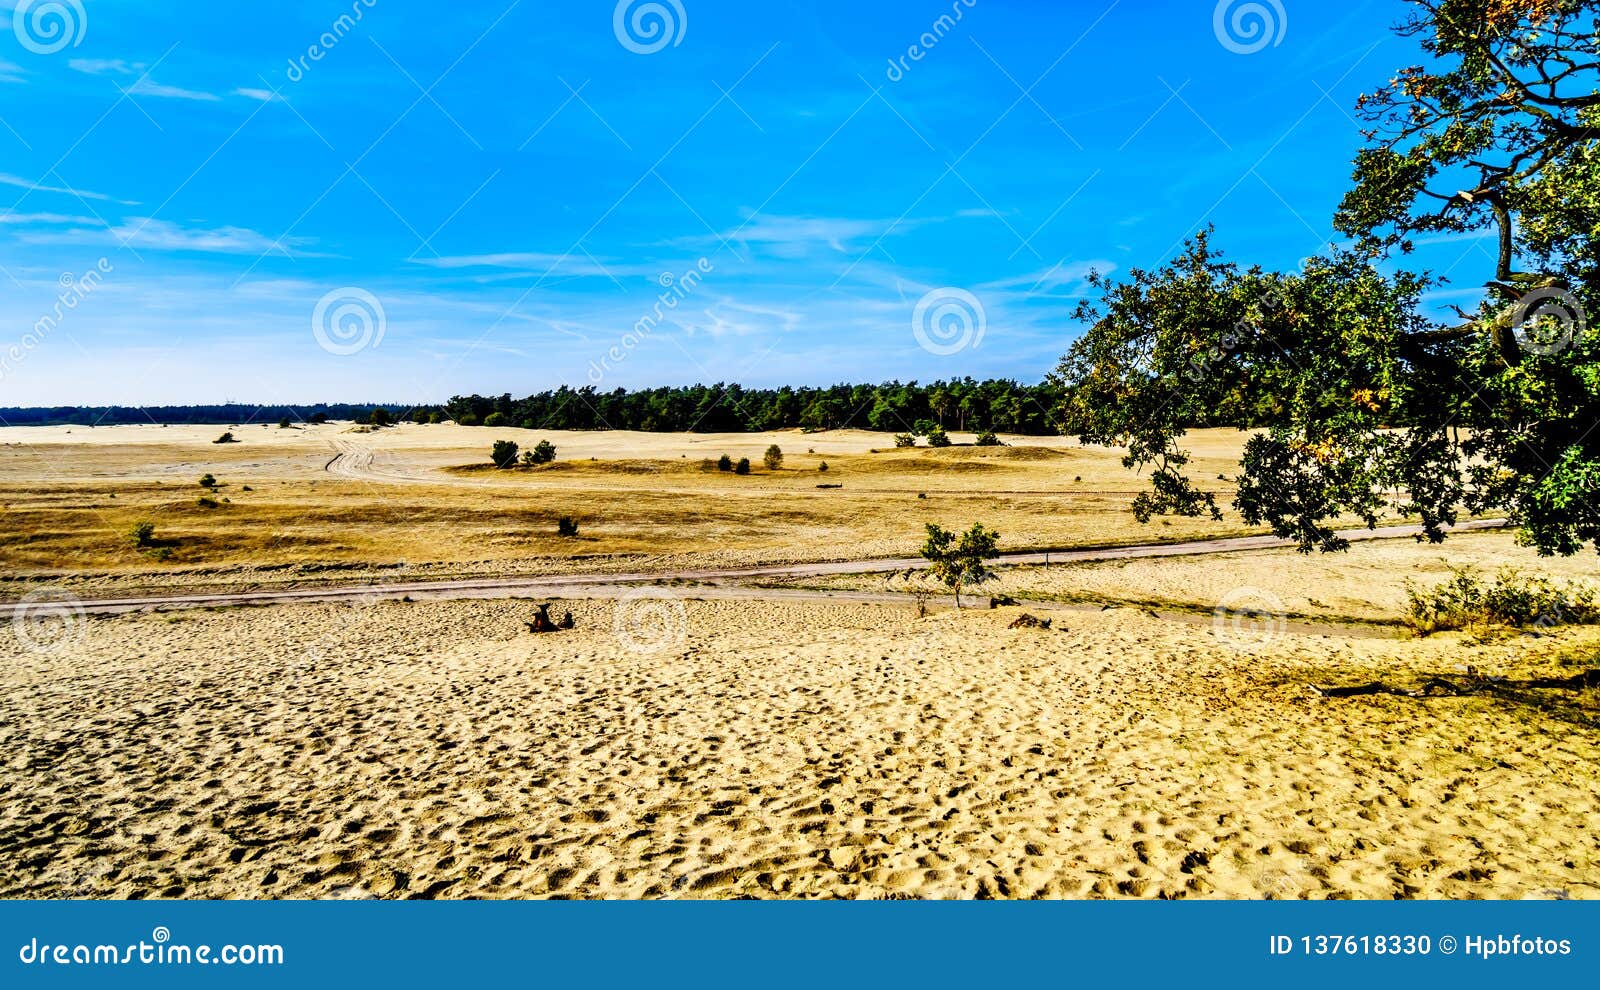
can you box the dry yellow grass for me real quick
[0,423,1259,583]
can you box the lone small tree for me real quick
[491,439,520,469]
[735,457,752,475]
[529,439,557,465]
[920,522,1000,608]
[764,444,784,470]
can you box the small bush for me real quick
[974,431,1002,447]
[483,412,507,428]
[529,440,557,465]
[717,454,733,472]
[818,461,829,472]
[764,444,784,470]
[278,417,293,429]
[491,440,520,469]
[926,428,952,448]
[735,457,751,475]
[198,474,217,488]
[128,521,156,548]
[894,434,917,448]
[196,495,220,509]
[1404,568,1599,635]
[213,432,237,445]
[557,516,579,537]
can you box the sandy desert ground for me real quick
[2,594,1596,900]
[1,423,1596,899]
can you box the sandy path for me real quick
[0,519,1505,618]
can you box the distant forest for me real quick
[0,378,1284,433]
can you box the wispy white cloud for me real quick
[121,78,222,102]
[68,58,145,76]
[0,211,99,226]
[233,88,283,103]
[17,216,319,256]
[0,58,25,83]
[0,172,137,205]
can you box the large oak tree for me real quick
[1055,0,1599,555]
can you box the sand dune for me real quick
[3,597,1595,900]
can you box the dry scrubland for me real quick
[0,423,1254,589]
[1,423,1597,900]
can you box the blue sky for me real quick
[0,0,1496,405]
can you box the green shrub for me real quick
[818,461,829,472]
[717,454,733,472]
[764,445,784,470]
[1404,568,1599,635]
[199,474,216,488]
[213,432,236,445]
[926,428,952,448]
[735,457,751,475]
[529,440,557,465]
[197,496,220,509]
[491,440,520,469]
[128,521,156,548]
[484,412,507,428]
[279,417,293,429]
[894,434,917,448]
[974,431,1002,447]
[558,516,579,537]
